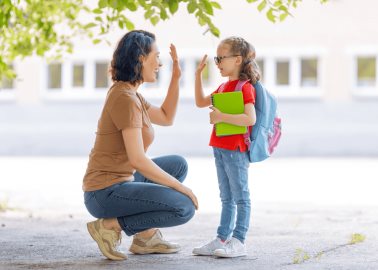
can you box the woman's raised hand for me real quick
[169,43,181,79]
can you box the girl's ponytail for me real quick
[239,58,260,85]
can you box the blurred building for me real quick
[1,0,378,156]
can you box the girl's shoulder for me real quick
[241,81,256,103]
[242,81,255,93]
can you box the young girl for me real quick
[192,36,259,258]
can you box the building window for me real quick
[256,59,264,82]
[276,60,290,86]
[95,62,109,88]
[195,59,210,86]
[357,57,376,87]
[301,58,318,87]
[48,63,62,89]
[73,64,85,87]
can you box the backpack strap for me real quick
[235,80,252,149]
[218,82,227,93]
[235,80,249,92]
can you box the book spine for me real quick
[210,95,217,134]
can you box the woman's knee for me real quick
[172,155,188,182]
[175,196,195,224]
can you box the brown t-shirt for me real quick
[82,81,154,191]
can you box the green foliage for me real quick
[0,0,85,79]
[293,248,310,264]
[249,0,329,23]
[293,232,366,264]
[0,0,329,78]
[350,233,366,244]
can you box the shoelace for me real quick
[224,240,236,252]
[111,231,123,252]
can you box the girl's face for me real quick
[215,43,241,79]
[141,42,162,83]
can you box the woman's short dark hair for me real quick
[110,30,156,85]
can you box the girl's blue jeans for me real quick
[84,155,195,236]
[213,147,251,243]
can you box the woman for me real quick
[83,30,198,261]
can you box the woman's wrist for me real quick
[167,176,182,189]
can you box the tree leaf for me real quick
[84,22,97,29]
[144,9,154,19]
[211,1,221,9]
[257,0,267,12]
[200,0,213,15]
[168,0,179,14]
[98,0,108,9]
[279,12,288,21]
[267,8,276,22]
[187,1,197,13]
[210,26,220,37]
[150,16,160,25]
[93,8,103,14]
[126,2,138,11]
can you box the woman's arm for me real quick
[148,44,181,126]
[210,103,256,127]
[195,55,212,108]
[122,128,198,209]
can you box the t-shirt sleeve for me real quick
[108,94,143,130]
[137,93,151,110]
[242,83,256,105]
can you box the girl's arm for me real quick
[122,127,198,209]
[210,103,256,127]
[195,55,212,108]
[148,44,181,126]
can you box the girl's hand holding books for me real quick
[209,106,223,124]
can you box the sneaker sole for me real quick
[192,250,214,256]
[87,222,127,261]
[213,250,246,258]
[129,245,180,255]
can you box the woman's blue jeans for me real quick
[84,155,195,236]
[213,147,251,243]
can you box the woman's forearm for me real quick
[160,77,179,124]
[131,155,181,189]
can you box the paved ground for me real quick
[1,157,378,269]
[1,203,378,270]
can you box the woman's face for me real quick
[141,42,161,83]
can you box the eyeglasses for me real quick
[214,55,241,65]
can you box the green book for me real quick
[211,91,247,136]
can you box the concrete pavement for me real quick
[1,156,378,269]
[1,203,378,270]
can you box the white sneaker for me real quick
[214,237,247,258]
[192,238,225,256]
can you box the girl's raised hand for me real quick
[169,43,181,79]
[195,54,207,76]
